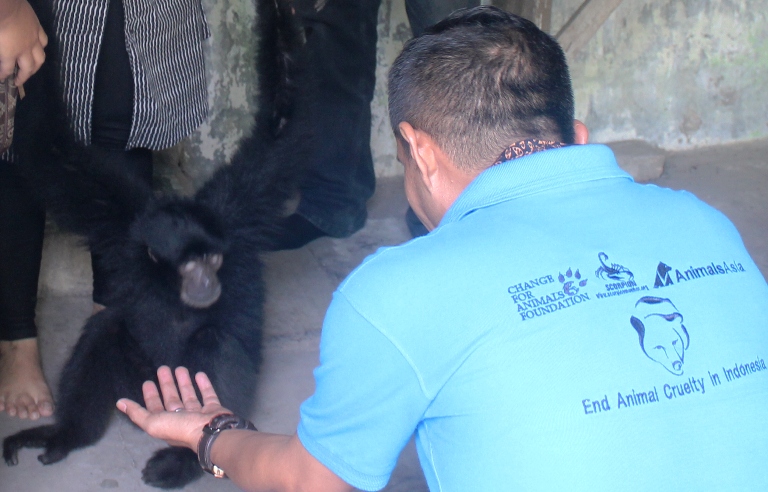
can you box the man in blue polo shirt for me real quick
[118,6,768,491]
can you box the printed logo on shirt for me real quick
[629,296,689,375]
[596,252,634,282]
[508,267,591,321]
[594,252,650,299]
[579,262,764,417]
[581,295,700,416]
[558,267,587,295]
[654,262,674,287]
[654,260,746,288]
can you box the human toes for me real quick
[0,391,53,419]
[20,392,54,420]
[16,393,38,419]
[3,393,41,420]
[38,399,54,417]
[2,397,18,417]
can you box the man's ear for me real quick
[397,122,417,158]
[573,119,589,145]
[398,122,440,188]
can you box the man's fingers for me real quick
[156,365,174,382]
[118,369,226,451]
[141,380,165,413]
[156,365,183,411]
[117,398,150,427]
[195,372,222,408]
[174,367,202,410]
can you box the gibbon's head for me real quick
[132,200,227,309]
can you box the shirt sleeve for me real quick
[297,292,430,491]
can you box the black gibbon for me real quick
[3,0,311,488]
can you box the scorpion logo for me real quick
[595,252,634,282]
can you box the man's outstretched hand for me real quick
[0,0,48,86]
[117,366,232,451]
[120,366,354,492]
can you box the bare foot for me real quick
[0,338,54,420]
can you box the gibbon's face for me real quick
[175,252,223,308]
[135,202,226,309]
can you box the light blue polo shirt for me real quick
[298,144,768,491]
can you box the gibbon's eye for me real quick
[148,248,158,263]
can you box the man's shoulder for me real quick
[339,235,451,292]
[336,227,485,323]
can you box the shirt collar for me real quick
[492,139,569,165]
[441,144,632,226]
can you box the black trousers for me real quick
[0,0,150,341]
[0,163,46,341]
[292,0,380,238]
[292,0,479,238]
[90,0,154,306]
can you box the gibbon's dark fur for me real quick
[2,0,311,488]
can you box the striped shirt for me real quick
[53,0,210,150]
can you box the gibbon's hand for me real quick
[0,0,48,85]
[117,366,232,450]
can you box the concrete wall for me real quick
[164,0,768,187]
[370,0,411,177]
[156,0,260,193]
[553,0,768,150]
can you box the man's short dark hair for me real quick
[388,6,575,171]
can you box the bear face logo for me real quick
[630,296,690,375]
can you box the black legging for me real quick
[0,163,46,341]
[88,0,153,306]
[0,0,152,341]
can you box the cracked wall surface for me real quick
[159,0,767,191]
[552,0,768,150]
[155,0,260,193]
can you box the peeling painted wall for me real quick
[371,0,411,177]
[373,0,768,159]
[552,0,768,149]
[160,0,767,188]
[156,0,260,193]
[159,0,408,187]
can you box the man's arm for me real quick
[210,431,352,492]
[0,0,47,85]
[117,366,353,492]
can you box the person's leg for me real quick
[87,147,152,309]
[89,0,152,308]
[275,0,380,249]
[0,161,53,420]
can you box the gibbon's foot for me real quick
[0,339,54,420]
[3,424,66,466]
[142,447,204,489]
[268,213,328,250]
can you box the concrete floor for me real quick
[2,138,768,491]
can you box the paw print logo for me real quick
[559,268,587,296]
